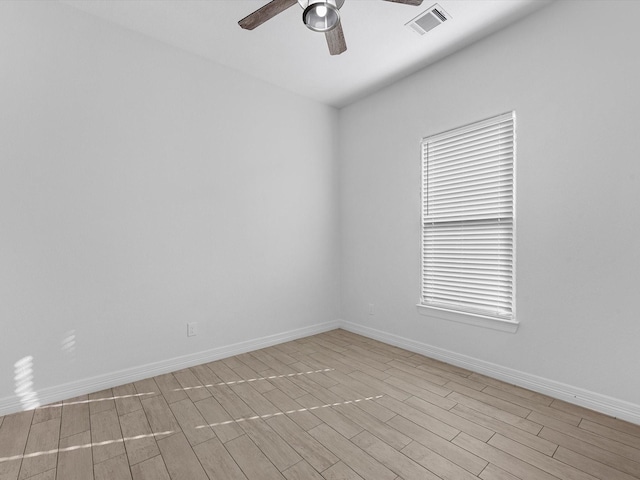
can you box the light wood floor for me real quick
[1,329,639,480]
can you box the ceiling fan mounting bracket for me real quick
[297,0,345,9]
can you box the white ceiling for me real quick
[59,0,553,107]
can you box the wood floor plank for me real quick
[192,437,248,480]
[297,394,364,439]
[547,399,623,427]
[32,403,62,425]
[401,440,479,480]
[0,409,33,479]
[208,385,256,421]
[250,350,297,375]
[384,375,455,409]
[133,378,161,399]
[60,395,90,438]
[56,430,94,480]
[237,352,271,374]
[283,460,325,480]
[193,396,245,443]
[553,445,638,480]
[21,468,55,480]
[112,383,143,416]
[290,375,345,405]
[479,463,522,480]
[118,409,160,466]
[225,434,285,480]
[168,398,216,447]
[351,431,441,480]
[140,396,181,441]
[268,377,308,400]
[448,392,542,435]
[529,411,640,462]
[239,418,302,471]
[346,344,393,365]
[94,453,132,480]
[321,461,365,480]
[18,417,60,480]
[90,408,126,464]
[152,374,188,404]
[417,355,473,378]
[231,383,280,416]
[405,395,494,442]
[130,455,171,480]
[349,372,409,402]
[408,358,474,383]
[579,418,640,449]
[189,364,221,388]
[300,371,340,391]
[264,345,298,364]
[386,415,487,475]
[538,426,640,477]
[311,337,349,355]
[332,403,411,450]
[326,371,382,399]
[156,432,208,480]
[376,395,459,441]
[308,352,357,374]
[483,386,582,425]
[445,383,531,418]
[385,360,450,387]
[451,403,556,456]
[308,424,397,480]
[88,389,116,416]
[328,383,396,423]
[366,341,415,360]
[321,353,390,381]
[261,388,324,431]
[173,369,211,402]
[452,432,559,480]
[468,373,554,405]
[266,413,338,472]
[487,433,599,480]
[270,341,301,356]
[206,359,244,383]
[223,358,276,394]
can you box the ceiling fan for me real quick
[238,0,424,56]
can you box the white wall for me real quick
[339,0,640,409]
[0,1,340,411]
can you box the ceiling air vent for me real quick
[406,4,450,36]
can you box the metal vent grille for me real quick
[406,4,450,36]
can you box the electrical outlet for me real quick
[187,322,197,337]
[368,304,375,315]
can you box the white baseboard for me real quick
[341,320,640,426]
[0,320,340,416]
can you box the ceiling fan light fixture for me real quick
[303,2,340,32]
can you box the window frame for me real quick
[416,112,519,333]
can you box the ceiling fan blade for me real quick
[325,21,347,56]
[238,0,298,30]
[381,0,424,5]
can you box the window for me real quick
[419,112,516,329]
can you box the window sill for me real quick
[416,304,519,333]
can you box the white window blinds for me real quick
[421,112,515,320]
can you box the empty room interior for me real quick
[1,0,640,479]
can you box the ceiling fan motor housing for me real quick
[299,0,345,32]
